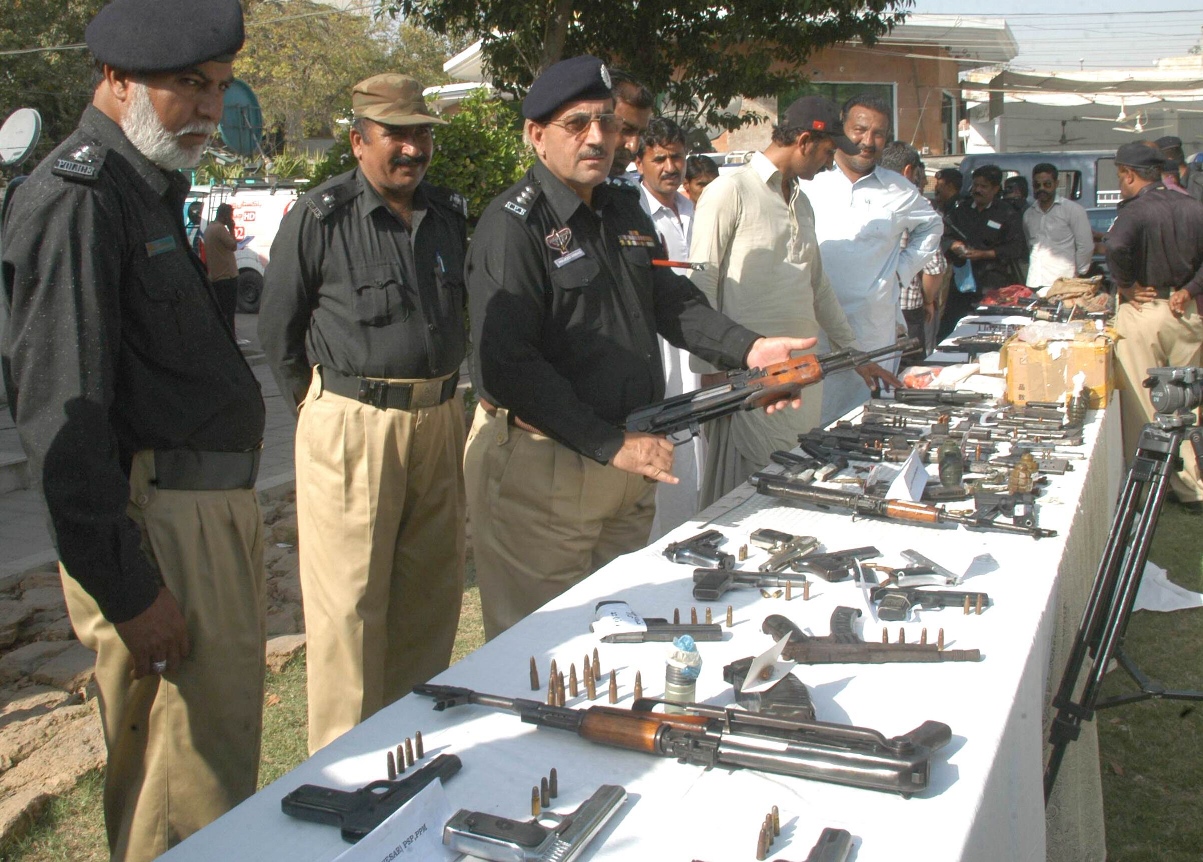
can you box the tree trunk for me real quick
[537,0,575,75]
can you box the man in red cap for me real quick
[1,0,264,857]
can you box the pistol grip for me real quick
[692,568,733,601]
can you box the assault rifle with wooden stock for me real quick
[413,684,951,796]
[625,338,916,444]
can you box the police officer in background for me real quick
[464,55,813,639]
[1,1,265,858]
[259,74,468,754]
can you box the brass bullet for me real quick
[882,628,889,644]
[557,671,566,706]
[634,670,643,701]
[569,664,579,698]
[772,590,783,599]
[963,595,971,615]
[920,628,928,645]
[705,606,712,624]
[387,749,397,781]
[673,607,680,625]
[583,654,592,684]
[690,606,698,625]
[608,670,618,704]
[549,767,558,799]
[938,628,945,650]
[785,581,792,601]
[531,786,541,817]
[547,672,556,705]
[404,737,414,768]
[803,581,811,601]
[771,804,780,835]
[755,823,768,860]
[760,588,772,598]
[593,648,601,680]
[765,813,775,842]
[530,656,540,691]
[550,658,558,683]
[540,776,550,809]
[414,731,423,759]
[976,594,984,615]
[396,744,406,774]
[739,543,749,562]
[726,605,733,627]
[898,628,906,644]
[586,668,597,700]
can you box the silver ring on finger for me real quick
[151,660,168,674]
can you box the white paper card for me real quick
[886,445,928,503]
[332,780,456,862]
[590,600,646,636]
[741,633,797,694]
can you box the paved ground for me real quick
[0,314,297,584]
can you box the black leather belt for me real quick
[153,449,260,491]
[321,368,459,410]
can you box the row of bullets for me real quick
[759,581,810,601]
[530,653,646,707]
[384,731,424,780]
[530,767,559,815]
[882,627,945,648]
[755,805,781,860]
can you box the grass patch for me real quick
[0,770,106,862]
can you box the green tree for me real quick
[0,0,105,171]
[381,0,911,132]
[423,89,529,221]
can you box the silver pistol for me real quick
[443,784,626,862]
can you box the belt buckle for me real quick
[357,378,390,409]
[410,379,443,409]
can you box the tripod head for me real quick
[1145,367,1203,429]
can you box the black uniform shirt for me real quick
[259,168,468,409]
[0,106,265,623]
[468,160,760,463]
[1106,183,1203,296]
[945,197,1026,293]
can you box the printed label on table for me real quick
[332,780,455,862]
[590,600,647,636]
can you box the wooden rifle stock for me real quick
[577,706,710,753]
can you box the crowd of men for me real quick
[4,0,1203,858]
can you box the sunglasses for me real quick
[548,113,622,137]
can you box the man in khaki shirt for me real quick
[204,202,239,329]
[689,97,895,506]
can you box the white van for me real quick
[186,178,308,312]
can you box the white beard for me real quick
[121,83,215,170]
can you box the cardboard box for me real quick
[1001,333,1114,408]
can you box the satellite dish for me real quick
[219,79,264,157]
[0,108,42,169]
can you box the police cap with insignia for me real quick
[522,55,614,123]
[86,0,244,72]
[353,74,448,127]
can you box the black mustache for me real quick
[391,153,429,167]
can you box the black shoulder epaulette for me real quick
[304,177,356,221]
[502,181,542,220]
[424,184,469,219]
[51,141,106,184]
[604,175,641,197]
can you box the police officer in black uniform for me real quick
[0,1,265,858]
[464,55,813,639]
[259,74,469,754]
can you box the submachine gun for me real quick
[626,339,916,444]
[414,684,951,797]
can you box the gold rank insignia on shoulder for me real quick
[618,231,657,248]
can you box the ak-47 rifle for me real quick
[749,472,1057,539]
[413,684,951,796]
[626,339,916,444]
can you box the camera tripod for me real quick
[1044,386,1203,800]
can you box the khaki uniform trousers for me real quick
[296,370,466,753]
[1115,298,1203,503]
[464,404,656,641]
[61,450,266,862]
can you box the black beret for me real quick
[86,0,245,73]
[1155,135,1183,150]
[1115,141,1166,170]
[522,55,614,123]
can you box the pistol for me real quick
[443,784,627,862]
[750,528,820,573]
[788,546,881,582]
[870,586,992,622]
[663,529,734,569]
[280,753,462,842]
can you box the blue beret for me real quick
[86,0,245,73]
[522,55,614,123]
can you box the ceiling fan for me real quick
[1036,119,1089,146]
